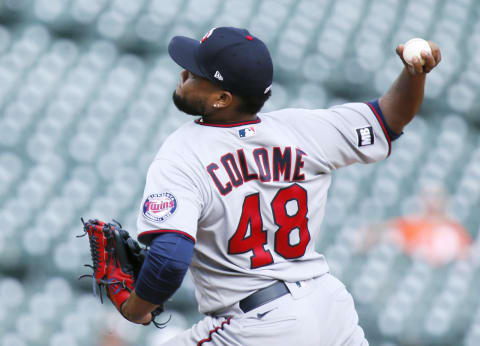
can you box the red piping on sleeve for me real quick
[366,102,392,157]
[138,229,196,243]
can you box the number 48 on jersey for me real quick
[228,184,311,269]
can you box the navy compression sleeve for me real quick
[134,232,194,305]
[368,99,403,141]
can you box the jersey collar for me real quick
[194,117,261,128]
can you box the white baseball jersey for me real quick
[136,102,390,315]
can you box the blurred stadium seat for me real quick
[1,0,479,345]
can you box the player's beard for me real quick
[172,91,207,116]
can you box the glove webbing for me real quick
[78,218,169,328]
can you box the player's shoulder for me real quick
[260,108,311,122]
[260,107,313,118]
[259,107,330,125]
[167,119,199,139]
[261,102,372,120]
[329,102,371,114]
[155,120,199,159]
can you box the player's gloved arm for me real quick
[121,232,194,323]
[378,41,441,134]
[121,291,158,324]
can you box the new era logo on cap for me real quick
[356,126,374,146]
[214,70,223,81]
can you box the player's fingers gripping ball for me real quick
[397,37,441,74]
[78,218,166,328]
[402,38,432,66]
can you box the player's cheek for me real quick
[180,69,188,84]
[176,81,193,97]
[175,84,181,96]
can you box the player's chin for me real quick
[172,91,203,116]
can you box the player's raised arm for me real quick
[379,40,441,134]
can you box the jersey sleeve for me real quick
[295,102,391,171]
[136,158,202,245]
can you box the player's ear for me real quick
[213,91,233,109]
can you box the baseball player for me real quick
[117,27,441,345]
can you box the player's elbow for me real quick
[134,233,194,304]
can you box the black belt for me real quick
[239,281,290,313]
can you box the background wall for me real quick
[0,0,479,345]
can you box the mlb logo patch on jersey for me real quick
[238,126,256,138]
[356,126,374,147]
[143,192,177,223]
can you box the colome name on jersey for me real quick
[206,146,307,196]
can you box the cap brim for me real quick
[168,36,206,78]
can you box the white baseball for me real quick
[402,38,432,66]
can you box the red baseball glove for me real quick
[78,218,167,328]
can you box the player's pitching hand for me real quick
[396,41,441,75]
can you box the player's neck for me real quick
[201,111,257,124]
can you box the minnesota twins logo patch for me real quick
[143,193,177,223]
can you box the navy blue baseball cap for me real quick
[168,27,273,97]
